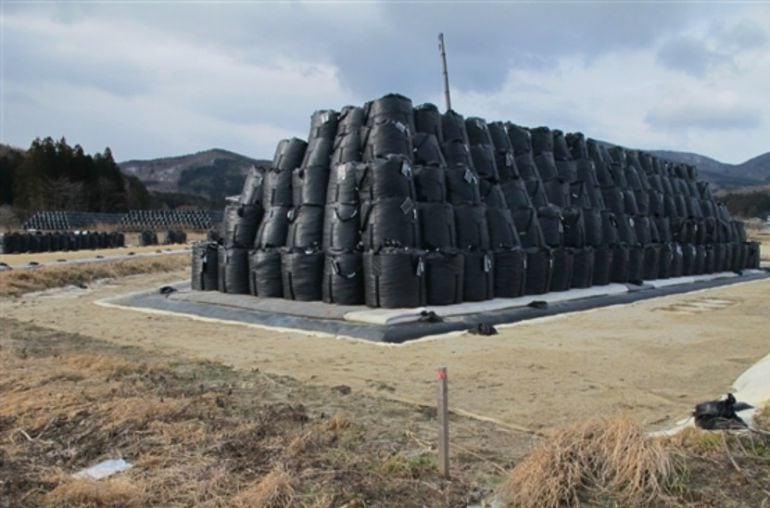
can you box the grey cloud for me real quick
[656,36,729,77]
[645,103,761,131]
[712,19,768,51]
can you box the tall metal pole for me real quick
[438,33,452,112]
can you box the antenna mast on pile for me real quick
[438,33,452,112]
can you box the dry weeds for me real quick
[1,318,510,507]
[498,417,673,507]
[0,254,187,296]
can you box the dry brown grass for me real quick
[45,477,146,507]
[498,417,673,508]
[230,467,295,508]
[0,254,187,296]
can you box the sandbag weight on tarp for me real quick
[592,245,613,285]
[463,250,494,302]
[292,166,330,206]
[281,248,325,301]
[217,246,249,294]
[494,248,526,298]
[424,250,464,305]
[286,205,325,249]
[322,203,360,251]
[418,202,456,250]
[255,206,291,249]
[412,164,447,202]
[360,197,421,249]
[249,248,283,297]
[363,248,426,308]
[322,251,364,305]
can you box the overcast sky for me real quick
[2,1,769,164]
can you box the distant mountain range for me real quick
[119,148,270,204]
[117,147,770,199]
[649,150,770,189]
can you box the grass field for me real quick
[1,253,770,506]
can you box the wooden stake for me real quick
[437,366,449,478]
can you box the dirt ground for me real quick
[2,270,769,437]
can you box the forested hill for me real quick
[119,149,270,204]
[0,138,149,212]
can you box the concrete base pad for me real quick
[101,270,768,343]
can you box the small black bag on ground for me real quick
[424,250,464,305]
[363,248,426,308]
[322,251,364,305]
[248,248,283,297]
[494,248,526,298]
[463,250,495,302]
[281,248,325,301]
[217,246,250,294]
